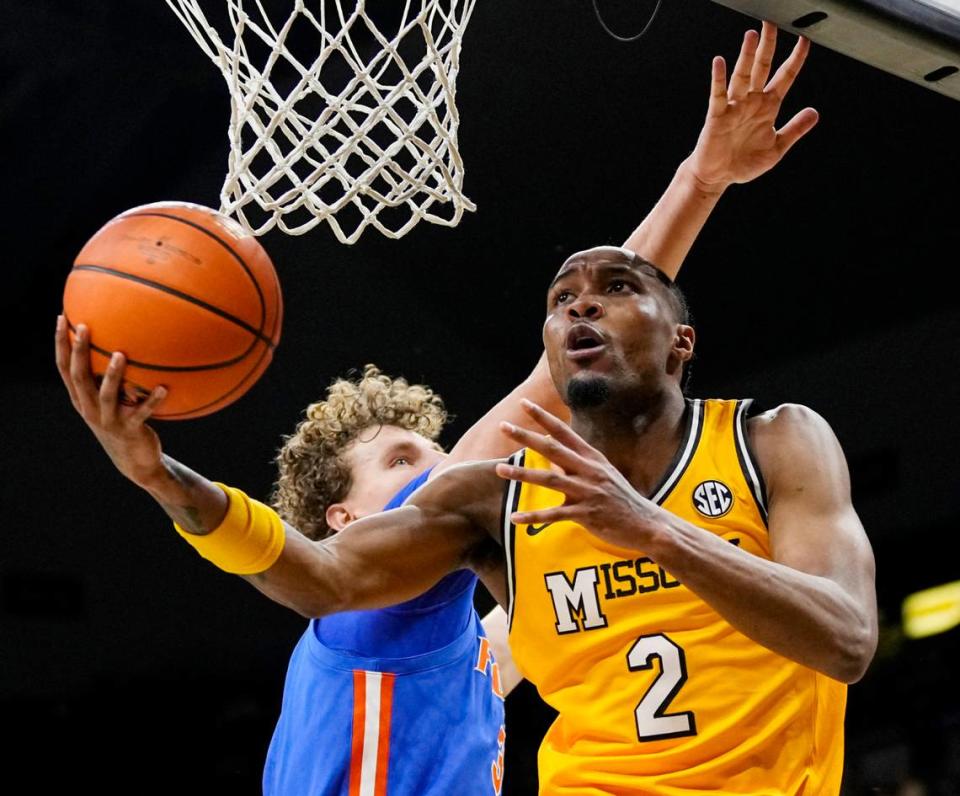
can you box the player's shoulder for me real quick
[745,403,844,477]
[746,402,833,440]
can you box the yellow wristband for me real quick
[174,483,285,575]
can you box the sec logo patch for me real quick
[693,480,733,518]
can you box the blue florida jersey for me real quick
[263,469,507,796]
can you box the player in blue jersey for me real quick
[262,371,517,794]
[56,23,818,794]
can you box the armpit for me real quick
[467,536,505,573]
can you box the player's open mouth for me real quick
[566,324,607,360]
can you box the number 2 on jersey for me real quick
[627,633,697,741]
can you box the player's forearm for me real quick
[166,463,494,618]
[136,459,337,617]
[242,527,348,618]
[136,459,337,616]
[646,516,875,683]
[247,504,477,618]
[139,454,230,535]
[621,158,725,279]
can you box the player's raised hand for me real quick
[55,315,168,487]
[687,21,819,192]
[494,400,665,550]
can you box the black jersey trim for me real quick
[651,399,704,506]
[500,449,525,633]
[734,399,769,525]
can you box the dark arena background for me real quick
[3,1,959,793]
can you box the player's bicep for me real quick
[768,488,875,601]
[755,405,876,600]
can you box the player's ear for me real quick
[325,503,354,533]
[671,324,695,366]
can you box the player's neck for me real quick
[570,387,688,498]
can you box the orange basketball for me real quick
[63,201,283,420]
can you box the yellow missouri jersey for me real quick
[502,398,846,795]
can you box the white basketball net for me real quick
[166,0,477,243]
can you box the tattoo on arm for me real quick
[148,455,224,536]
[160,501,208,535]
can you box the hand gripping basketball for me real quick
[62,202,283,419]
[55,317,167,489]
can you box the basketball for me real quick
[63,201,283,420]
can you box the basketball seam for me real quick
[70,208,281,417]
[123,211,269,337]
[155,339,272,418]
[63,316,258,372]
[71,265,275,350]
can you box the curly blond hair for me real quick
[271,364,448,540]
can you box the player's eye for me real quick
[391,456,410,467]
[554,290,573,305]
[608,279,630,293]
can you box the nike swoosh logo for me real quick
[526,522,554,536]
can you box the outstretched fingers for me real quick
[500,420,585,473]
[750,20,777,90]
[509,505,575,527]
[519,399,600,459]
[776,107,820,155]
[708,56,728,118]
[728,28,759,101]
[765,34,810,100]
[495,461,582,497]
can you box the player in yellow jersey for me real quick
[206,34,869,787]
[252,243,873,793]
[55,24,864,795]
